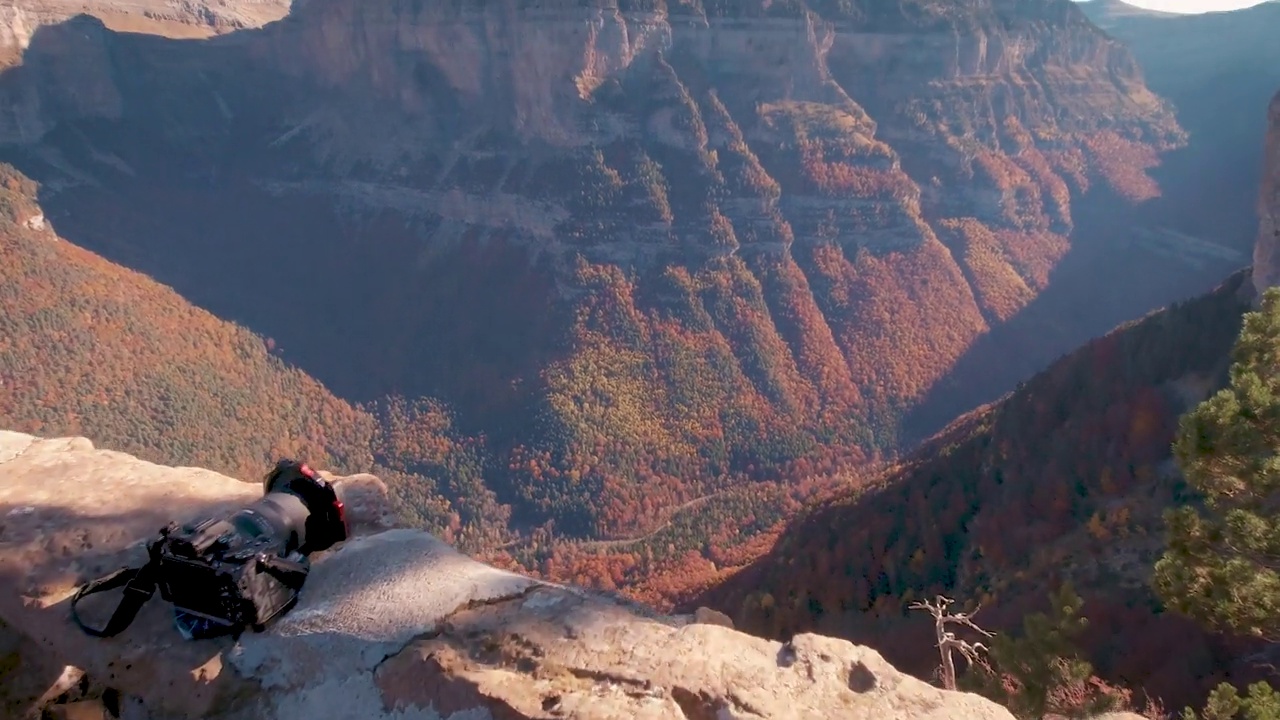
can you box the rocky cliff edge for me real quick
[0,0,288,65]
[0,430,1016,720]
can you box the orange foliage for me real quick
[798,140,916,199]
[0,165,378,480]
[693,270,1255,713]
[0,163,479,545]
[1012,145,1074,230]
[972,149,1049,228]
[798,241,987,408]
[935,218,1071,323]
[1083,131,1162,203]
[1044,147,1091,195]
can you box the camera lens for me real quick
[229,493,312,555]
[260,460,348,554]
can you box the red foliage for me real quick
[691,270,1256,713]
[1012,145,1073,230]
[0,169,380,479]
[800,241,988,404]
[935,219,1069,322]
[797,140,917,199]
[1083,131,1162,203]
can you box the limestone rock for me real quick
[0,617,80,720]
[693,606,734,629]
[0,430,1017,719]
[374,594,1010,720]
[315,470,397,536]
[1,0,288,62]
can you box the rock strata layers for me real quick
[0,0,1243,575]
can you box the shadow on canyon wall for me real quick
[0,9,1255,459]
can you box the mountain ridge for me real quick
[1076,0,1178,20]
[692,81,1280,711]
[0,160,519,552]
[694,266,1258,711]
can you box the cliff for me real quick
[0,430,1017,720]
[0,0,1238,594]
[1253,90,1280,297]
[0,0,288,65]
[1079,0,1280,258]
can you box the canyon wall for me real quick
[1253,90,1280,297]
[0,0,1239,552]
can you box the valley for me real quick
[0,0,1241,547]
[696,267,1260,712]
[1,0,1277,711]
[1080,0,1280,253]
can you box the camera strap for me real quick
[69,560,159,638]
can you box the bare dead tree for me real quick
[909,595,995,691]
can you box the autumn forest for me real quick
[1,0,1276,714]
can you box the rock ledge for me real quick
[0,430,1014,719]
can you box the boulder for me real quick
[0,430,1017,719]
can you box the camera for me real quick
[71,459,349,640]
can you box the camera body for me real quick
[148,460,348,633]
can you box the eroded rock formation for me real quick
[0,430,1017,719]
[0,0,1222,548]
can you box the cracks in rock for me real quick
[454,583,548,616]
[670,686,767,720]
[776,642,797,668]
[0,435,39,468]
[359,581,818,720]
[671,687,720,720]
[565,667,651,691]
[369,582,548,678]
[368,579,552,686]
[847,660,879,693]
[369,583,689,717]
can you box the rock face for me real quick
[1080,0,1280,266]
[0,0,288,65]
[1253,90,1280,298]
[0,429,1017,720]
[0,0,1238,553]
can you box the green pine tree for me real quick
[1181,681,1280,720]
[1154,286,1280,720]
[1154,286,1280,640]
[961,583,1128,719]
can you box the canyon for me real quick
[0,0,1246,554]
[1080,0,1280,262]
[697,85,1280,713]
[1,0,1277,712]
